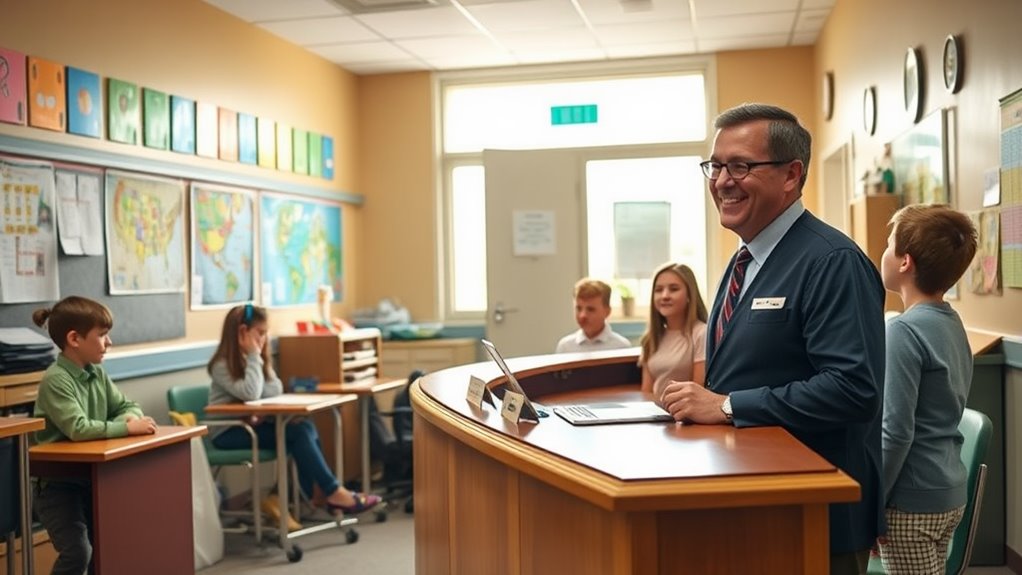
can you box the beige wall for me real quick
[816,0,1022,336]
[0,0,362,347]
[357,73,437,320]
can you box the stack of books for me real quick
[0,327,57,374]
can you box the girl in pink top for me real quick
[638,263,709,401]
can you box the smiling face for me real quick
[709,120,802,243]
[652,270,689,329]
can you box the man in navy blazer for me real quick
[659,103,885,575]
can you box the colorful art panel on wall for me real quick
[0,47,27,125]
[196,101,218,159]
[276,123,292,173]
[170,95,195,155]
[256,117,275,169]
[308,132,322,178]
[218,108,238,162]
[238,113,256,165]
[143,88,169,150]
[322,136,334,180]
[107,78,139,144]
[66,67,101,138]
[292,129,308,175]
[27,56,66,132]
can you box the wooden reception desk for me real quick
[411,350,861,575]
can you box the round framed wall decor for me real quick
[943,34,962,93]
[904,47,923,122]
[863,86,877,136]
[822,71,835,121]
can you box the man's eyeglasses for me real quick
[699,159,794,181]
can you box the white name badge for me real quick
[466,375,493,409]
[751,297,786,310]
[501,390,526,423]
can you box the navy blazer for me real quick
[707,211,886,554]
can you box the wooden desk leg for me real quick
[18,434,33,575]
[360,398,370,494]
[92,441,193,575]
[275,416,293,556]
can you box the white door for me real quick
[484,148,582,357]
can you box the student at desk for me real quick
[554,278,631,353]
[207,304,380,525]
[31,296,158,575]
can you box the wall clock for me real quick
[904,47,923,123]
[863,86,876,136]
[943,35,962,93]
[822,71,834,121]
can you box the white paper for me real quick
[983,168,1001,207]
[500,390,526,423]
[77,173,104,255]
[512,210,555,256]
[55,171,83,255]
[244,394,339,406]
[466,375,491,409]
[0,159,60,303]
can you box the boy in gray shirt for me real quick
[877,204,977,574]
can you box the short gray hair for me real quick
[714,103,811,189]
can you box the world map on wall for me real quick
[191,184,254,306]
[105,171,185,294]
[259,194,342,306]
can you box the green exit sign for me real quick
[550,104,598,125]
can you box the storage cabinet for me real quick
[849,194,903,312]
[380,338,478,379]
[276,328,387,483]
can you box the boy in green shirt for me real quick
[32,296,157,575]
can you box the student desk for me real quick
[0,417,44,575]
[29,425,205,575]
[203,393,358,562]
[412,350,861,575]
[316,378,406,495]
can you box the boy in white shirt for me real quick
[555,279,632,353]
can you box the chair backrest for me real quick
[166,384,212,421]
[945,407,992,575]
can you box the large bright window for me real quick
[440,59,712,319]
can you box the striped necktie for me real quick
[715,246,752,345]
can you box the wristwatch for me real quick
[721,394,733,422]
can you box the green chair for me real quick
[867,407,992,575]
[167,384,279,544]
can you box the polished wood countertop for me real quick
[413,349,860,512]
[29,425,206,463]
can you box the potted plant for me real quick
[616,282,636,317]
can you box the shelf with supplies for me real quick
[276,328,395,483]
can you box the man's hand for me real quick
[659,381,729,424]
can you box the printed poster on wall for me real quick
[999,88,1022,288]
[259,192,342,307]
[105,170,186,294]
[190,182,254,309]
[0,157,60,303]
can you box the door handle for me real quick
[492,302,519,324]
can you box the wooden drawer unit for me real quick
[380,338,478,378]
[0,372,43,410]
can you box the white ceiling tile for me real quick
[310,41,415,63]
[395,34,510,58]
[420,52,518,70]
[353,6,480,38]
[697,34,790,53]
[575,0,690,25]
[692,0,798,19]
[495,28,599,51]
[604,40,695,58]
[791,32,818,46]
[259,16,382,46]
[592,19,694,45]
[203,0,345,22]
[346,60,434,75]
[514,48,608,65]
[794,8,830,33]
[695,13,795,39]
[464,0,587,33]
